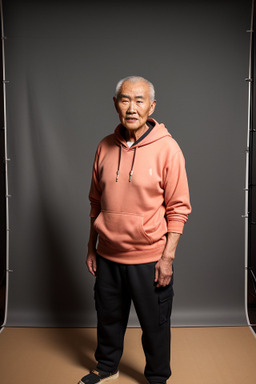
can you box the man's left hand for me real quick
[154,258,173,288]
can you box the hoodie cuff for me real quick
[167,220,184,234]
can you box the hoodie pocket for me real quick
[94,210,152,252]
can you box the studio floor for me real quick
[0,326,256,384]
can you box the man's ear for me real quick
[113,96,118,112]
[149,100,156,116]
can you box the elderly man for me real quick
[79,76,191,384]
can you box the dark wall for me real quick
[3,0,251,326]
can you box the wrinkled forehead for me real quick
[118,80,151,99]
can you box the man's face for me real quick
[114,80,156,133]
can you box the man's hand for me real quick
[154,257,173,288]
[86,250,97,276]
[86,217,98,276]
[154,232,181,287]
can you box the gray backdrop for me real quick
[4,0,251,326]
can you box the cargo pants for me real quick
[94,254,174,384]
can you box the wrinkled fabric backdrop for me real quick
[4,0,251,326]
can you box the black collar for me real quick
[121,121,155,146]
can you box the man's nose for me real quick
[127,101,136,113]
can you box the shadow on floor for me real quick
[40,327,147,383]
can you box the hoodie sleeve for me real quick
[163,147,191,234]
[89,147,102,217]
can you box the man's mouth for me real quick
[126,117,137,122]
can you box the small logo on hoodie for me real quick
[149,168,153,176]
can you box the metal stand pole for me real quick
[0,0,11,333]
[244,0,255,338]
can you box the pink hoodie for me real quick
[89,119,191,264]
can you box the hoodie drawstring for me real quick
[116,145,122,182]
[116,145,137,183]
[129,147,136,182]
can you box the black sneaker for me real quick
[78,369,119,384]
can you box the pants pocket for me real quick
[158,285,174,325]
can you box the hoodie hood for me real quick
[113,119,172,182]
[114,119,172,149]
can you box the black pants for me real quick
[94,255,174,384]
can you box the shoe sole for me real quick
[78,371,119,384]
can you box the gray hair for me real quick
[115,76,155,102]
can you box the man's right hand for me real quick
[86,250,97,276]
[86,217,98,276]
